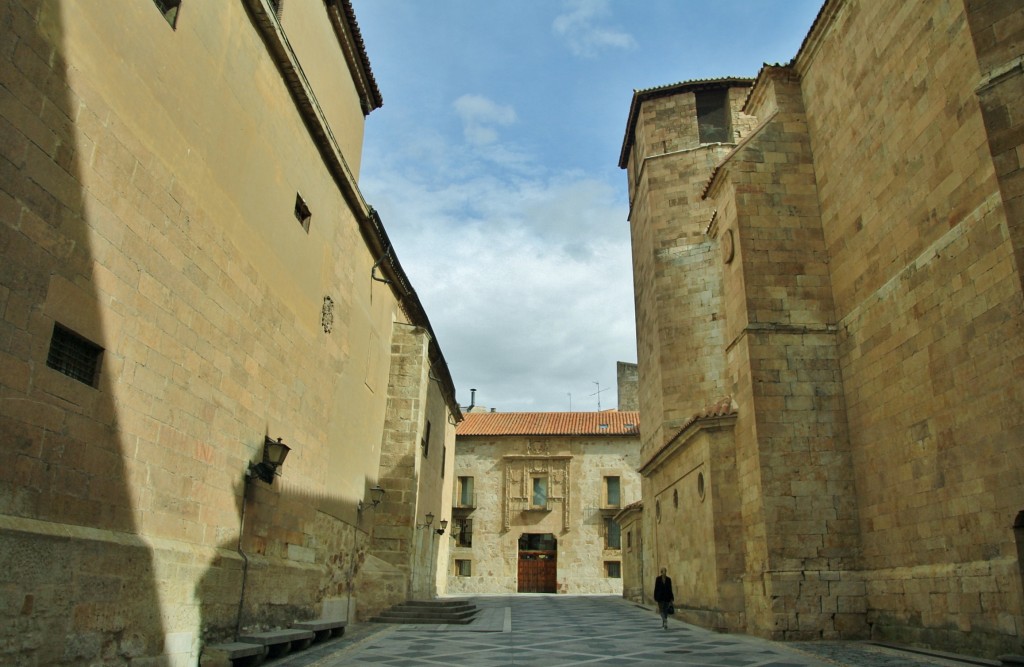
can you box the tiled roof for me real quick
[639,397,737,475]
[340,0,383,111]
[457,411,640,437]
[671,396,736,437]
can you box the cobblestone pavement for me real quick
[267,595,993,667]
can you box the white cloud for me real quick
[360,165,637,413]
[453,94,518,146]
[553,0,636,58]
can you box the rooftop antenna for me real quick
[590,381,606,411]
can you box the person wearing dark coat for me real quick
[653,568,674,629]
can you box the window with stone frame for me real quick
[456,476,475,508]
[532,475,548,508]
[605,561,621,578]
[603,475,621,508]
[455,559,471,577]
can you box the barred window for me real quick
[46,324,103,387]
[455,518,473,548]
[605,518,621,549]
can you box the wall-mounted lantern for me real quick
[246,436,291,484]
[358,484,386,512]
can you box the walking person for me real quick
[653,567,674,629]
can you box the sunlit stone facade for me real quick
[0,1,457,664]
[448,411,640,596]
[620,0,1024,658]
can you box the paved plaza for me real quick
[266,595,993,667]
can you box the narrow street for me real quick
[267,596,990,667]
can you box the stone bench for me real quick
[237,628,315,659]
[292,617,347,642]
[200,641,267,667]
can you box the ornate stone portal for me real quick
[502,453,572,532]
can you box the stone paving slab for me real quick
[264,595,993,667]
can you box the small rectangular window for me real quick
[421,421,431,458]
[605,518,621,549]
[47,324,103,387]
[152,0,180,28]
[457,476,475,508]
[604,476,621,508]
[455,559,472,577]
[532,476,548,508]
[455,518,473,548]
[294,193,311,232]
[696,89,731,144]
[605,561,621,578]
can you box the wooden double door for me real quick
[517,551,557,593]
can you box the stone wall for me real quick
[706,68,864,640]
[794,0,1024,654]
[0,1,455,664]
[621,0,1024,657]
[616,361,639,411]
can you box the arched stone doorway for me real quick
[518,533,557,593]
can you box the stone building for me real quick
[0,1,458,665]
[618,0,1023,658]
[448,411,640,595]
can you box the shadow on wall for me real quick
[194,475,382,647]
[0,0,168,663]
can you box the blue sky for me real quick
[351,0,823,412]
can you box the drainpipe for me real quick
[234,480,253,639]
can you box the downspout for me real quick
[234,479,253,639]
[371,253,393,286]
[345,540,357,625]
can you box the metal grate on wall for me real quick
[46,324,103,387]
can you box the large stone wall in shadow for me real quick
[0,0,167,663]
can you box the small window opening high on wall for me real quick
[696,89,731,144]
[46,324,103,387]
[152,0,181,28]
[294,193,311,232]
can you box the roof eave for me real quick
[329,0,384,114]
[617,77,755,169]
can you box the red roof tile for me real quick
[457,411,640,437]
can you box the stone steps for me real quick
[372,599,479,625]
